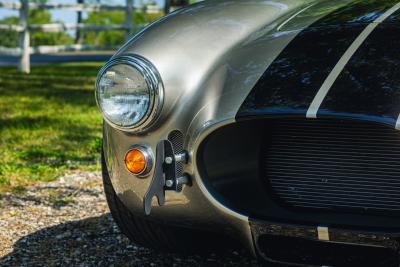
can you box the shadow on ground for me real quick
[0,213,260,267]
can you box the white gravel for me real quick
[0,171,260,267]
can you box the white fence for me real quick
[0,0,162,73]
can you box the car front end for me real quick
[96,0,400,265]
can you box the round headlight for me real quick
[96,56,163,131]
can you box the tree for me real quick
[29,9,74,47]
[0,17,19,48]
[0,5,73,48]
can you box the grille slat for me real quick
[267,163,400,174]
[268,170,400,180]
[283,200,400,211]
[281,200,400,210]
[274,188,400,202]
[279,193,400,206]
[274,135,400,143]
[268,153,400,162]
[271,141,400,149]
[271,180,400,192]
[269,144,400,155]
[264,119,400,214]
[268,160,400,169]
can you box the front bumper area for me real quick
[251,219,400,266]
[102,120,255,255]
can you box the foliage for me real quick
[81,11,163,46]
[0,63,103,192]
[0,16,19,48]
[29,9,74,47]
[0,9,74,48]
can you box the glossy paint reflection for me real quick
[319,19,400,126]
[238,0,400,125]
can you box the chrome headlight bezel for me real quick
[95,55,164,132]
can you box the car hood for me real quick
[115,0,400,137]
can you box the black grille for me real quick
[263,119,400,214]
[168,130,184,191]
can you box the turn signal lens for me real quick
[125,148,147,175]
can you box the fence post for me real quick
[75,0,84,44]
[125,0,134,41]
[18,0,30,73]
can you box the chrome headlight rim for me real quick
[95,55,164,132]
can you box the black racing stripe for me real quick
[317,10,400,126]
[236,0,400,119]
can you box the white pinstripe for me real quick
[306,2,400,119]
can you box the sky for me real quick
[0,0,166,24]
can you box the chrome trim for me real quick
[396,115,400,130]
[95,55,164,133]
[174,152,188,163]
[124,145,154,177]
[164,156,173,164]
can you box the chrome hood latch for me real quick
[143,140,190,215]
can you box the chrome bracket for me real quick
[143,140,190,215]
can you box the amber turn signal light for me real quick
[124,146,152,176]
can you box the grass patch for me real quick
[0,62,103,192]
[11,185,27,195]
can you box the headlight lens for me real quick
[96,56,163,131]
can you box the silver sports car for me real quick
[95,0,400,265]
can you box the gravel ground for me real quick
[0,171,260,267]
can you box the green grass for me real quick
[0,62,103,192]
